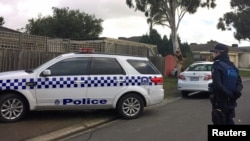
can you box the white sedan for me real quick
[177,61,213,97]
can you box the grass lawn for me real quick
[163,70,250,99]
[163,76,180,99]
[239,70,250,77]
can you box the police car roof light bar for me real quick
[79,48,95,54]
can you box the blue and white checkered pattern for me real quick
[0,76,156,90]
[0,78,30,90]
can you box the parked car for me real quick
[0,49,164,123]
[177,61,213,97]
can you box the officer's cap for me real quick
[210,43,228,53]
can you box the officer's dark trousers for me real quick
[212,108,235,125]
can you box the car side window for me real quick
[127,59,160,74]
[90,57,125,75]
[47,57,90,76]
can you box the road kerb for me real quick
[25,98,178,141]
[25,117,115,141]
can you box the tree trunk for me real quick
[169,8,183,77]
[171,29,183,76]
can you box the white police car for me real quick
[0,49,164,123]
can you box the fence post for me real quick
[67,39,70,52]
[18,34,22,50]
[45,37,48,53]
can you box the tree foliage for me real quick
[140,29,192,57]
[126,0,215,75]
[0,16,5,26]
[126,0,216,53]
[217,0,250,41]
[25,7,103,39]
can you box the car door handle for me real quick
[74,81,85,84]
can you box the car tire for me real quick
[0,93,28,123]
[117,94,144,119]
[181,91,189,97]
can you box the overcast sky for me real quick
[1,0,249,47]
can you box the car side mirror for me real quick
[42,69,51,76]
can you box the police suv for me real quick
[0,49,164,123]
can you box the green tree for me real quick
[160,35,173,56]
[25,7,103,39]
[0,16,5,26]
[140,29,192,58]
[140,29,171,56]
[140,29,163,54]
[217,0,250,42]
[126,0,215,75]
[126,0,215,53]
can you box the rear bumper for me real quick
[177,80,212,92]
[146,88,164,106]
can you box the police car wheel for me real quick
[0,94,28,123]
[117,94,144,119]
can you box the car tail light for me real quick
[204,74,212,80]
[151,77,163,85]
[178,74,186,80]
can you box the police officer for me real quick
[209,43,243,125]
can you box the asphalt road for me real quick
[0,109,118,141]
[62,80,250,141]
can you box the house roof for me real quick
[118,36,142,42]
[0,26,21,34]
[190,43,242,53]
[238,46,250,52]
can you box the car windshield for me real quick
[186,64,212,71]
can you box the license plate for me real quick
[190,77,199,81]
